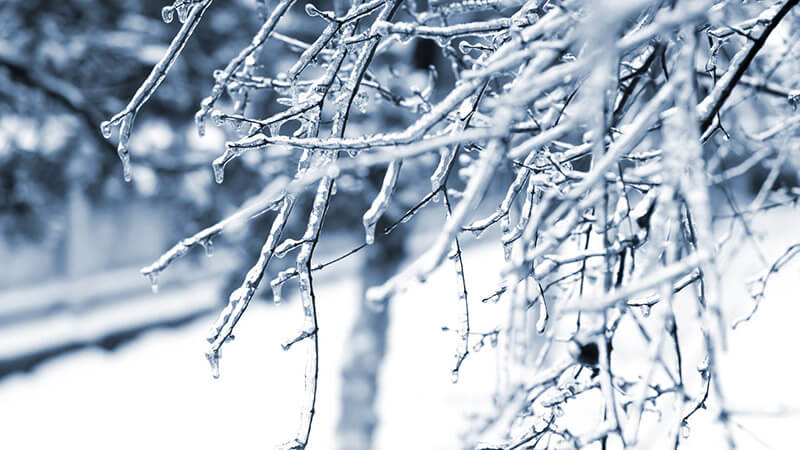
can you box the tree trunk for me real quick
[337,216,405,450]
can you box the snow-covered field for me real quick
[0,206,798,449]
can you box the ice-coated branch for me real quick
[204,194,296,378]
[442,191,471,382]
[287,0,388,79]
[195,0,297,135]
[101,0,214,180]
[97,0,800,446]
[374,13,538,39]
[734,243,800,329]
[697,0,800,134]
[570,250,711,313]
[140,176,288,289]
[463,150,534,234]
[281,2,402,446]
[366,129,510,305]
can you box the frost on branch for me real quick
[101,0,800,447]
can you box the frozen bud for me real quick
[161,6,175,23]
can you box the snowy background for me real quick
[1,205,799,449]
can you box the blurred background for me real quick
[0,0,441,373]
[1,1,799,449]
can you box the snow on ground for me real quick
[0,206,799,449]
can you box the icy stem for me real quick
[362,160,402,245]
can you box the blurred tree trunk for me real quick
[337,214,405,450]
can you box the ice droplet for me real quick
[304,3,319,17]
[326,165,340,178]
[680,422,690,439]
[205,351,220,379]
[394,33,412,45]
[161,6,175,23]
[640,304,651,317]
[146,272,159,294]
[212,161,225,184]
[470,228,485,239]
[211,109,225,126]
[364,221,377,245]
[450,369,459,384]
[100,120,114,139]
[354,92,368,113]
[553,405,565,417]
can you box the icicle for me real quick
[205,351,220,379]
[200,238,215,257]
[431,146,456,192]
[195,96,214,136]
[117,113,134,182]
[363,222,377,245]
[176,4,190,23]
[501,214,512,261]
[489,332,498,348]
[212,160,225,184]
[271,279,284,304]
[354,91,369,114]
[268,122,282,137]
[363,160,402,245]
[146,270,159,294]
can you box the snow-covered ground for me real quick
[0,206,798,449]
